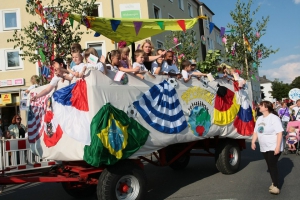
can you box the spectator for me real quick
[8,115,27,138]
[251,101,283,195]
[141,39,166,71]
[278,102,290,136]
[289,99,300,121]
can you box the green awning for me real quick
[69,14,206,44]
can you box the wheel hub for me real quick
[119,183,130,193]
[115,175,140,200]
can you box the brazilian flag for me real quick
[84,103,150,167]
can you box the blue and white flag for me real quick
[133,80,187,134]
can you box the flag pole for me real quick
[242,33,249,79]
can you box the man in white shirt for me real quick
[289,99,300,121]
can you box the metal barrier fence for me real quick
[0,138,56,174]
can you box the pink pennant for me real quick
[133,21,143,36]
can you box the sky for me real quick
[202,0,300,83]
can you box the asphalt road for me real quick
[1,142,299,200]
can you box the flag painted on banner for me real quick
[52,79,90,145]
[133,80,187,134]
[84,103,149,167]
[28,95,49,143]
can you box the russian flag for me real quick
[52,79,91,145]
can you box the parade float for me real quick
[0,14,255,200]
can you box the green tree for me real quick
[225,0,278,79]
[270,79,290,100]
[164,30,201,66]
[197,50,222,74]
[8,0,96,84]
[290,76,300,89]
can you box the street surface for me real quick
[1,142,299,200]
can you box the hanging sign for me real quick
[1,93,12,104]
[0,78,25,87]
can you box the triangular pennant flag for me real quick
[220,27,225,37]
[110,20,121,32]
[39,48,46,63]
[69,17,74,28]
[209,22,214,34]
[177,20,186,32]
[94,32,101,37]
[156,21,164,30]
[133,21,143,36]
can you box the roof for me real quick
[200,2,215,15]
[259,75,272,84]
[192,0,201,5]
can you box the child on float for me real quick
[132,49,148,79]
[105,50,139,74]
[25,75,40,94]
[286,126,298,151]
[31,58,71,101]
[181,60,207,83]
[68,52,87,78]
[119,46,132,69]
[84,47,107,75]
[151,49,165,75]
[69,43,83,69]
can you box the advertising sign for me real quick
[120,3,141,19]
[1,93,12,104]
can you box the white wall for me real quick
[261,82,273,102]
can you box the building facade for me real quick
[1,0,220,130]
[259,75,273,102]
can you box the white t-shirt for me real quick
[161,62,180,74]
[292,106,300,121]
[254,113,284,152]
[87,62,105,73]
[181,70,192,79]
[106,64,119,72]
[72,63,86,73]
[27,84,38,91]
[49,75,62,87]
[133,62,147,72]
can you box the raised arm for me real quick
[31,84,55,101]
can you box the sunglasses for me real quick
[16,118,21,120]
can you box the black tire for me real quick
[97,160,147,200]
[215,140,241,174]
[166,147,190,170]
[62,182,96,199]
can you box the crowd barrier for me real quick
[0,138,56,174]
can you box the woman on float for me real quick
[141,39,166,71]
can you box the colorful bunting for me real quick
[37,60,42,67]
[220,27,225,37]
[256,32,260,38]
[156,21,164,30]
[209,22,214,34]
[177,20,186,32]
[257,50,262,58]
[110,20,121,32]
[42,66,50,77]
[252,62,257,68]
[69,17,74,28]
[38,48,46,63]
[94,32,101,37]
[244,37,251,52]
[222,37,227,44]
[225,29,235,33]
[133,21,143,36]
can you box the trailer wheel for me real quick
[166,148,190,170]
[215,140,241,174]
[97,160,147,200]
[62,182,96,199]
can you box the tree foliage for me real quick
[8,0,96,84]
[197,50,222,74]
[164,30,201,66]
[270,79,290,100]
[225,0,278,79]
